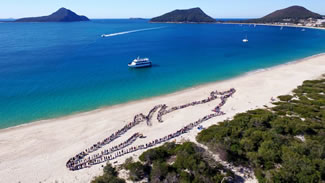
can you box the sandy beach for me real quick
[0,53,325,183]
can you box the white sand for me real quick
[0,54,325,183]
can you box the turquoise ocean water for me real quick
[1,19,325,129]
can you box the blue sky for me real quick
[1,0,325,19]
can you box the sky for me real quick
[0,0,325,19]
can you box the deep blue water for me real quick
[0,19,325,128]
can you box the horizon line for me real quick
[0,17,258,20]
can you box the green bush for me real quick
[278,95,293,102]
[91,163,125,183]
[125,161,150,181]
[139,142,177,163]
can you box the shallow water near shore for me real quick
[1,19,325,129]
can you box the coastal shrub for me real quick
[126,142,233,183]
[150,161,169,182]
[278,95,293,102]
[125,161,150,181]
[197,77,325,182]
[91,163,126,183]
[139,142,178,163]
[121,157,133,169]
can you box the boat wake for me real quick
[101,27,165,38]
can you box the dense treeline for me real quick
[197,78,325,182]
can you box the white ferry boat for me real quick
[128,57,152,68]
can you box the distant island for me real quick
[150,7,216,23]
[260,6,321,22]
[15,8,89,22]
[231,6,325,27]
[129,18,145,20]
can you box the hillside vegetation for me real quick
[15,8,89,22]
[238,6,322,23]
[150,8,216,23]
[197,77,325,182]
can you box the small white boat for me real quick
[128,57,152,68]
[242,34,248,43]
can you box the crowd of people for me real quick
[66,88,236,171]
[66,133,143,170]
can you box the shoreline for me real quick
[219,22,325,30]
[2,19,325,31]
[150,21,325,30]
[1,52,324,133]
[0,53,325,183]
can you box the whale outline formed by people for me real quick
[66,88,236,171]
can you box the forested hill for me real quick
[150,8,216,23]
[15,8,89,22]
[236,6,322,23]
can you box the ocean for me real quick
[1,19,325,128]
